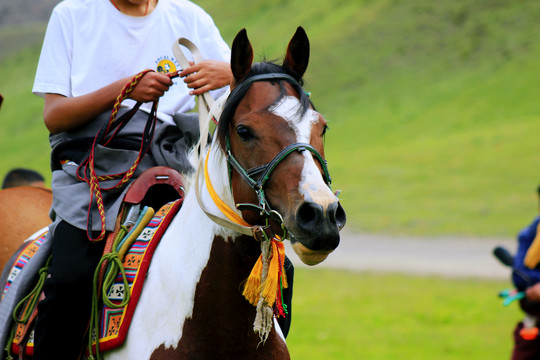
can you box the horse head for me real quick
[216,27,346,265]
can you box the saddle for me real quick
[2,166,185,359]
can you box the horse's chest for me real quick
[148,235,290,359]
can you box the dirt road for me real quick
[285,230,516,280]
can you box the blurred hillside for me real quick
[1,0,539,236]
[0,0,57,27]
[0,0,58,60]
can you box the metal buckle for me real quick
[252,225,275,242]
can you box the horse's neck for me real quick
[169,143,289,357]
[105,191,220,359]
[107,180,288,358]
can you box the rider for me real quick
[510,184,540,359]
[32,0,231,358]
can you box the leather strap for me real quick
[172,38,216,142]
[172,38,253,235]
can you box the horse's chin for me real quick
[291,242,333,266]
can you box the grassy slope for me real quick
[1,0,540,236]
[0,42,51,184]
[197,0,540,236]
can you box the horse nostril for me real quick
[297,202,321,230]
[326,201,347,230]
[333,202,347,231]
[294,200,343,252]
[297,201,347,232]
[328,202,337,223]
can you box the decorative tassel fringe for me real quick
[242,255,264,305]
[242,239,288,307]
[274,251,288,318]
[242,238,288,343]
[253,298,274,344]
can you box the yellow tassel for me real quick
[242,254,264,305]
[242,240,288,307]
[525,222,540,269]
[261,243,280,307]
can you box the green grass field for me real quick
[289,268,520,359]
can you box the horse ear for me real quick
[283,26,310,80]
[230,28,254,84]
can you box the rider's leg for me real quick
[33,221,105,360]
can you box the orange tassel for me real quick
[242,255,264,305]
[242,239,287,307]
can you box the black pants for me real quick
[34,221,105,360]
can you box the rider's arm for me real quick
[44,72,174,134]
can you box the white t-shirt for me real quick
[33,0,231,125]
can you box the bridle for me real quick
[217,72,335,341]
[171,38,333,237]
[220,73,333,227]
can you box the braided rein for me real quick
[77,69,180,242]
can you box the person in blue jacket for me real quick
[511,184,540,360]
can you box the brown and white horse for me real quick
[0,187,52,270]
[104,27,346,359]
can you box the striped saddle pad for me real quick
[5,199,181,357]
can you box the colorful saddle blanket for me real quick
[4,199,181,358]
[93,199,181,352]
[2,230,48,300]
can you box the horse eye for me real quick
[236,125,254,142]
[322,124,329,136]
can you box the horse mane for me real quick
[216,61,313,150]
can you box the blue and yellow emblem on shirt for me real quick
[155,55,180,74]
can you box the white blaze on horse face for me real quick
[269,96,337,207]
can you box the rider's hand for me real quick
[129,72,173,103]
[180,60,232,96]
[526,283,540,302]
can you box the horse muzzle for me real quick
[288,199,346,265]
